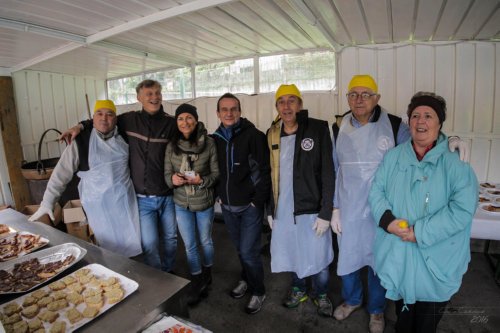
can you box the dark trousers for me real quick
[222,204,265,296]
[395,299,449,333]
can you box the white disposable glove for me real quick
[312,217,330,237]
[448,136,469,162]
[267,215,274,230]
[28,206,54,222]
[330,208,341,235]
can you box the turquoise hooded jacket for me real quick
[369,133,478,304]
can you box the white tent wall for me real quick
[0,40,498,206]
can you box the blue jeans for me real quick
[137,195,177,272]
[341,266,386,314]
[222,204,265,296]
[292,266,329,296]
[175,204,214,275]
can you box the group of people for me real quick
[30,75,478,333]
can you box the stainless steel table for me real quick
[0,208,190,332]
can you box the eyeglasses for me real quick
[346,92,377,101]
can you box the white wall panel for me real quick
[435,45,455,134]
[12,71,106,165]
[338,41,500,182]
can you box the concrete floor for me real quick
[173,219,500,333]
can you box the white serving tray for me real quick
[0,243,86,294]
[1,263,138,332]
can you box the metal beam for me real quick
[10,43,82,73]
[86,0,236,44]
[288,0,342,51]
[0,18,86,43]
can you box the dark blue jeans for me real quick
[292,266,330,296]
[222,204,265,296]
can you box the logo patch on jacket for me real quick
[301,138,314,151]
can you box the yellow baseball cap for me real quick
[94,100,116,113]
[275,84,302,102]
[348,75,378,93]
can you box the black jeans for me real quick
[222,204,265,296]
[395,299,449,333]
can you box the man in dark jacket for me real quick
[212,93,271,315]
[267,84,335,318]
[61,80,177,272]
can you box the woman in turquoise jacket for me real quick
[369,92,478,333]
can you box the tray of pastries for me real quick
[479,203,500,215]
[0,264,138,333]
[0,225,49,262]
[0,243,86,294]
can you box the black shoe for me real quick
[230,280,248,299]
[202,266,212,286]
[187,273,204,306]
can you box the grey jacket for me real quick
[164,122,219,211]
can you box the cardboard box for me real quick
[63,200,91,242]
[21,203,62,226]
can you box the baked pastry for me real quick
[49,320,66,333]
[12,319,28,333]
[78,274,95,284]
[103,282,122,292]
[61,275,76,286]
[4,302,22,316]
[66,282,84,293]
[3,312,21,325]
[48,281,65,291]
[66,307,83,324]
[31,289,48,300]
[0,223,9,235]
[38,310,58,323]
[82,288,102,298]
[36,296,54,308]
[105,287,124,304]
[51,290,67,300]
[74,268,91,277]
[27,318,43,331]
[84,295,103,309]
[22,296,37,307]
[21,304,39,319]
[82,306,99,318]
[66,291,84,305]
[46,299,68,312]
[101,277,118,287]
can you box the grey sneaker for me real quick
[283,287,308,308]
[230,280,247,299]
[313,294,333,317]
[245,295,266,314]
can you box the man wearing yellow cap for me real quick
[30,100,142,257]
[331,75,468,333]
[267,84,335,317]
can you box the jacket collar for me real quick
[140,105,165,119]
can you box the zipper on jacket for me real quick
[225,141,231,207]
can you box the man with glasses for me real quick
[212,93,271,314]
[331,75,468,333]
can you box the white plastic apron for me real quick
[271,135,333,279]
[77,130,142,257]
[336,112,394,276]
